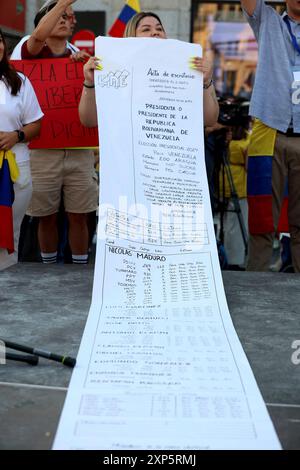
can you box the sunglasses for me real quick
[42,4,75,22]
[61,12,75,21]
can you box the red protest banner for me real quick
[11,58,99,149]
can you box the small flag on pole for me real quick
[108,0,141,38]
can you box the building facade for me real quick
[72,0,191,40]
[0,0,192,39]
[1,0,284,97]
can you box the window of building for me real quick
[191,1,284,98]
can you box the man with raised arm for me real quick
[19,0,98,266]
[240,0,300,272]
[10,0,78,59]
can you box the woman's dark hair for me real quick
[231,118,251,140]
[0,29,22,95]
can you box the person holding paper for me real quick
[0,29,43,270]
[240,0,300,272]
[19,0,98,265]
[79,12,219,128]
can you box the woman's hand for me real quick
[190,56,213,86]
[191,56,219,126]
[70,50,91,63]
[0,131,19,151]
[83,56,102,85]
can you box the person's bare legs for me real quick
[67,212,89,262]
[38,213,58,252]
[38,213,58,263]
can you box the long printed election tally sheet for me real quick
[53,37,281,450]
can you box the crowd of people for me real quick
[0,0,300,273]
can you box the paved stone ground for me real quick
[0,264,299,449]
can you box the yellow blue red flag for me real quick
[0,150,19,254]
[108,0,141,37]
[247,119,288,234]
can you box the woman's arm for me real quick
[203,83,219,127]
[79,56,101,127]
[22,120,42,142]
[0,120,42,151]
[190,56,219,127]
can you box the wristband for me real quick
[83,82,95,89]
[203,78,213,89]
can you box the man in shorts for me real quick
[21,0,98,264]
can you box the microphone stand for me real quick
[5,352,39,366]
[0,339,76,368]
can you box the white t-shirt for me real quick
[9,36,29,60]
[0,73,44,163]
[10,36,78,59]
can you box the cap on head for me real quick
[34,0,57,27]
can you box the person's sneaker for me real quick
[226,264,245,271]
[280,263,294,273]
[269,256,282,272]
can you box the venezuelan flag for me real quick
[247,119,288,234]
[0,151,19,254]
[109,0,141,37]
